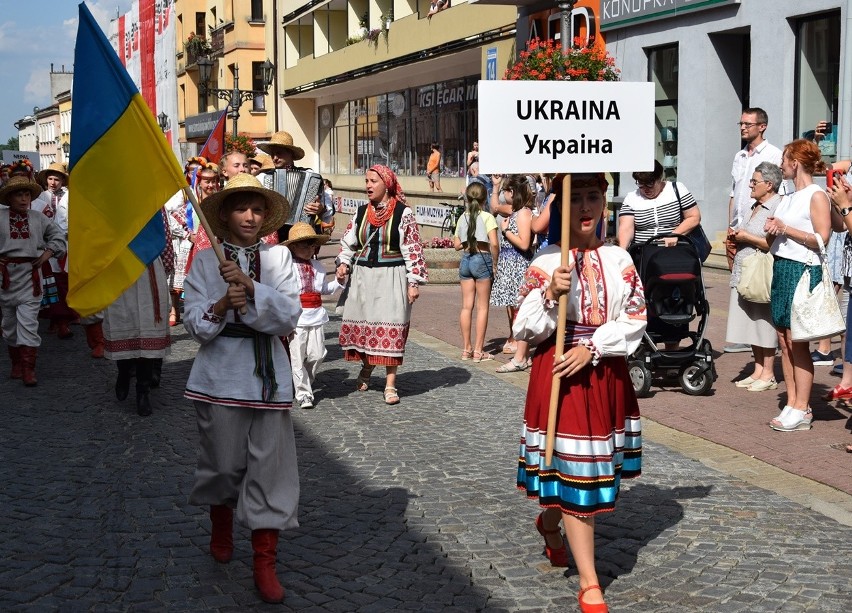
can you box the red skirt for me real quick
[517,335,642,517]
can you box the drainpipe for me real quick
[272,0,280,133]
[839,0,852,160]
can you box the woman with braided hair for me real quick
[453,181,499,362]
[335,165,428,405]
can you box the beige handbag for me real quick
[736,249,773,303]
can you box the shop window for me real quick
[795,11,840,163]
[648,44,678,180]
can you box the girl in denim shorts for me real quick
[453,182,500,362]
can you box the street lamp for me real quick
[197,57,275,137]
[61,141,70,163]
[157,111,170,133]
[557,0,578,52]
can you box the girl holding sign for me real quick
[513,174,647,613]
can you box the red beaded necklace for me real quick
[366,199,396,227]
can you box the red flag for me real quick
[199,110,227,164]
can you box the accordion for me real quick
[264,168,324,226]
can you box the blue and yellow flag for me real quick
[67,2,185,317]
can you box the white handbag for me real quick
[790,234,846,341]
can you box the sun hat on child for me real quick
[281,221,330,247]
[200,173,290,240]
[0,176,43,205]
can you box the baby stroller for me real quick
[627,233,716,397]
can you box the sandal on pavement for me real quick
[356,365,375,392]
[472,351,494,363]
[747,378,778,392]
[770,408,813,432]
[384,387,400,405]
[502,340,517,354]
[535,512,569,567]
[734,376,755,388]
[578,585,608,613]
[461,349,473,361]
[496,359,528,373]
[823,384,852,401]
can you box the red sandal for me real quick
[534,512,569,567]
[578,585,608,613]
[823,384,852,401]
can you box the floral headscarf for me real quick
[368,164,406,204]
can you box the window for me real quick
[648,44,678,180]
[321,77,478,178]
[250,0,263,21]
[251,62,266,112]
[795,11,841,163]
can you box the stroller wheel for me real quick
[628,360,653,398]
[679,361,713,396]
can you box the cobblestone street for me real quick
[1,315,851,611]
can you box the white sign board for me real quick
[414,205,449,228]
[2,151,40,170]
[478,81,655,174]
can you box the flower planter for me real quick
[423,248,461,284]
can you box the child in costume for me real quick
[0,177,67,386]
[182,173,301,604]
[282,222,341,409]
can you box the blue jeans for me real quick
[459,252,493,281]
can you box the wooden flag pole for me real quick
[544,174,571,466]
[182,185,247,315]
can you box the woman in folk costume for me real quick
[182,173,301,604]
[335,165,428,405]
[165,156,207,326]
[0,177,66,386]
[514,174,646,613]
[102,212,174,417]
[187,161,222,255]
[31,162,77,340]
[282,222,341,409]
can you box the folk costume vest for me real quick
[353,203,406,268]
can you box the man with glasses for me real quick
[725,107,784,353]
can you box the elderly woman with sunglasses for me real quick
[617,160,701,256]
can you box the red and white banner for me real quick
[108,0,179,160]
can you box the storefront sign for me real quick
[478,80,654,173]
[415,205,450,228]
[185,110,227,140]
[339,197,366,215]
[600,0,740,31]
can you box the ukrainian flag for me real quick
[67,2,186,317]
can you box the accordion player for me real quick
[260,168,325,242]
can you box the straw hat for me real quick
[0,176,43,204]
[200,173,290,240]
[250,153,275,172]
[37,162,69,187]
[257,131,305,160]
[281,221,330,247]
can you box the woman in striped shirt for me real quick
[617,160,701,255]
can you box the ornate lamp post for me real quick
[557,0,578,52]
[61,141,70,164]
[157,111,170,133]
[197,57,275,137]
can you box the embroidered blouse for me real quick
[512,244,647,358]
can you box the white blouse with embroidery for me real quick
[512,244,647,358]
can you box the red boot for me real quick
[251,529,284,603]
[209,505,234,563]
[56,320,74,339]
[84,322,105,359]
[19,346,38,387]
[8,346,22,379]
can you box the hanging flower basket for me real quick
[225,133,257,157]
[505,37,620,82]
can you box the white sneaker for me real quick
[299,398,315,409]
[770,408,813,431]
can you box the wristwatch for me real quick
[841,207,851,217]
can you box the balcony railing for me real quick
[209,26,225,57]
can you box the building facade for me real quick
[176,0,276,156]
[601,0,851,239]
[277,0,518,199]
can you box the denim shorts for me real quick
[459,252,493,281]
